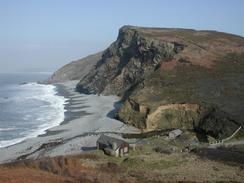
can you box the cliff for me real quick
[76,26,184,95]
[75,26,244,139]
[46,52,103,83]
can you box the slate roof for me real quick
[97,134,127,149]
[169,129,183,136]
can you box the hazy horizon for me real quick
[0,0,244,73]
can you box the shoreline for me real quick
[38,81,92,137]
[0,80,139,164]
[0,81,66,148]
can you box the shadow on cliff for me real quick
[106,101,122,119]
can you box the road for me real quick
[209,139,244,148]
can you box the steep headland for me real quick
[75,26,244,139]
[1,26,244,182]
[46,52,103,83]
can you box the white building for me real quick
[169,129,183,140]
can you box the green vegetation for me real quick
[90,136,190,183]
[118,52,244,138]
[74,25,244,143]
[154,108,199,130]
[4,134,244,183]
[81,132,244,182]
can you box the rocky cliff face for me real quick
[116,101,239,139]
[76,26,184,95]
[75,26,244,139]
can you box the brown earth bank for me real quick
[0,154,137,183]
[1,142,244,183]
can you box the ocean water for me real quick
[0,73,67,148]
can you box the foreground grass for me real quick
[87,137,244,182]
[1,137,244,183]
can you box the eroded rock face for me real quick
[146,104,201,131]
[76,26,184,95]
[115,98,150,129]
[116,101,239,139]
[74,26,244,139]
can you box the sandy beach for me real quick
[0,80,139,164]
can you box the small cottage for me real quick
[96,135,129,157]
[168,129,183,140]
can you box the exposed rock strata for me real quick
[116,102,239,139]
[76,26,184,95]
[73,26,244,139]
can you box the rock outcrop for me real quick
[74,26,244,139]
[76,26,184,95]
[116,102,239,139]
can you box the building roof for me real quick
[169,129,183,136]
[97,134,128,149]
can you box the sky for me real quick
[0,0,244,73]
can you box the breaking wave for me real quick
[0,83,67,148]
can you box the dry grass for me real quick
[1,138,244,183]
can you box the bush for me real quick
[153,146,171,154]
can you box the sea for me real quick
[0,73,67,148]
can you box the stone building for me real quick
[96,135,129,157]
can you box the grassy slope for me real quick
[1,137,244,183]
[113,27,244,136]
[131,53,244,121]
